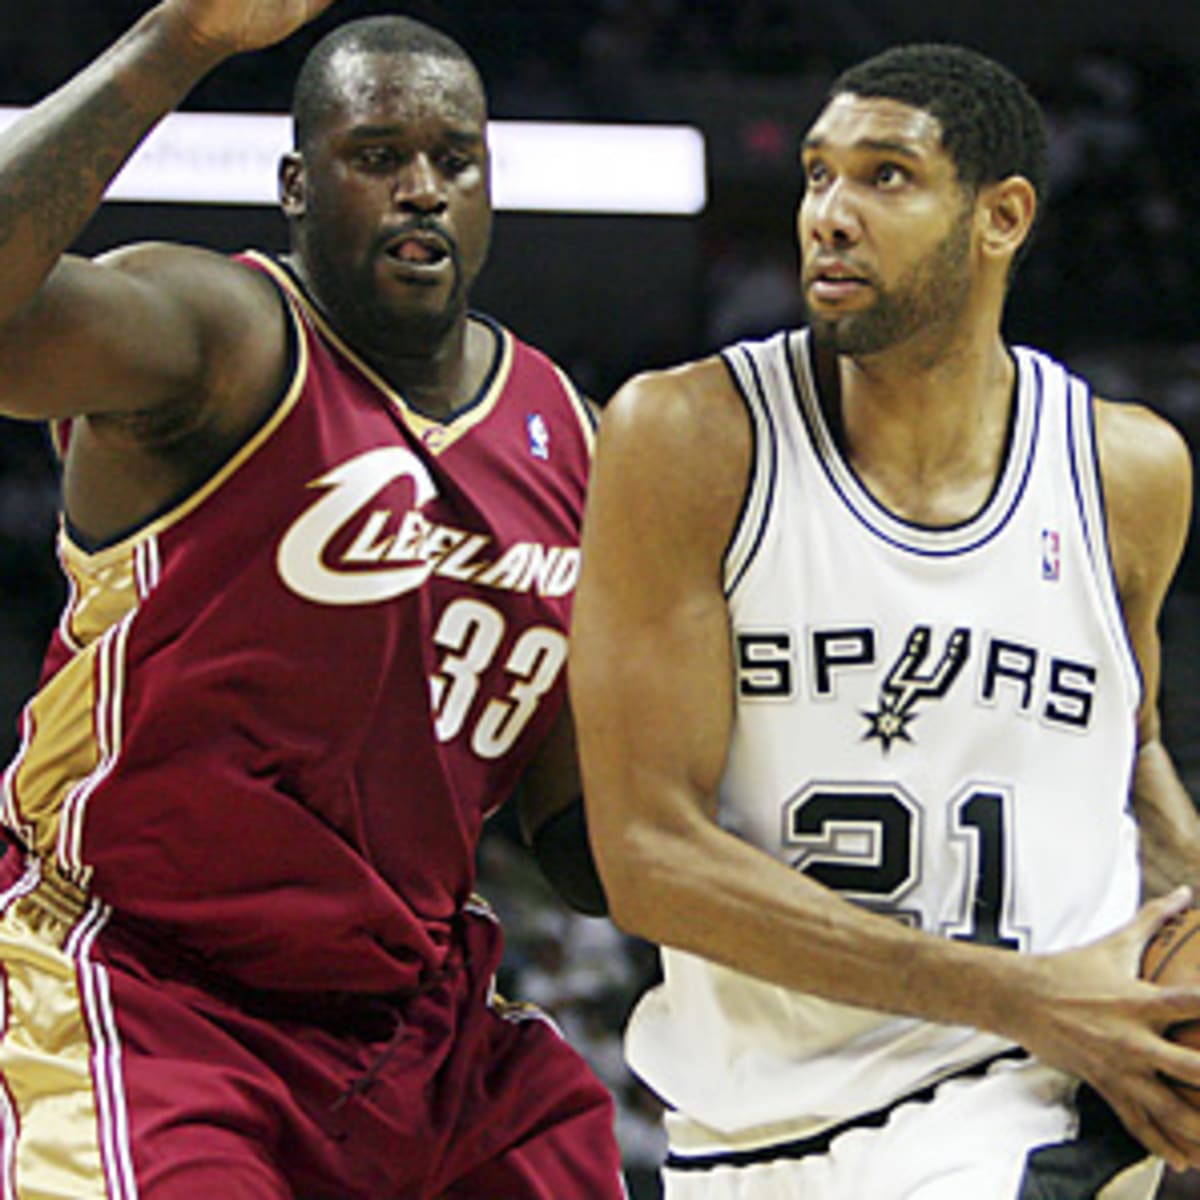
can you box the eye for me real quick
[803,159,830,190]
[353,145,399,172]
[438,149,475,176]
[873,161,910,189]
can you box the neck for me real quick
[359,319,476,421]
[832,320,1016,526]
[283,253,490,421]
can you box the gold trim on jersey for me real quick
[553,364,596,457]
[241,251,515,456]
[6,559,135,887]
[12,275,311,888]
[48,419,69,463]
[57,291,310,568]
[0,862,129,1198]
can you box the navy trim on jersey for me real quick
[663,1047,1028,1173]
[1018,1084,1146,1198]
[576,394,600,431]
[460,310,507,420]
[1065,383,1145,711]
[267,255,507,427]
[1066,377,1096,569]
[721,343,778,598]
[790,335,1042,559]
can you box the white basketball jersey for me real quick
[625,330,1143,1148]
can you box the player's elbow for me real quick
[590,814,694,941]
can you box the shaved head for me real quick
[292,16,484,154]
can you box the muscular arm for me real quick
[571,364,1200,1168]
[0,1,335,423]
[1097,397,1200,895]
[0,1,339,539]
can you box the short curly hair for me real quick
[830,44,1048,264]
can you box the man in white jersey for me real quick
[571,42,1200,1200]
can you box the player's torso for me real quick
[722,331,1141,952]
[2,253,593,990]
[628,329,1142,1137]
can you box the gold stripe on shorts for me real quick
[0,862,129,1198]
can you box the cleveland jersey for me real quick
[0,251,594,995]
[626,329,1142,1147]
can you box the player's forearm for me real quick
[0,6,227,321]
[600,798,1042,1040]
[1134,738,1200,897]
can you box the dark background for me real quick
[3,3,1200,1194]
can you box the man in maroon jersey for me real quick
[0,1,623,1197]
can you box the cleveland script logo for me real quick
[277,446,579,606]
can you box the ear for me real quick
[976,175,1037,268]
[279,152,307,217]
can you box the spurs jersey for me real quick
[1,252,593,994]
[626,329,1142,1147]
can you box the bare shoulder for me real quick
[1094,395,1191,476]
[1094,396,1191,527]
[1094,395,1193,601]
[598,355,752,522]
[604,354,748,439]
[96,240,281,320]
[91,242,289,424]
[0,239,287,427]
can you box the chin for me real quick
[384,300,461,348]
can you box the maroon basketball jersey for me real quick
[2,252,594,994]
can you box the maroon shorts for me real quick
[0,865,625,1200]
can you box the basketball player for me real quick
[571,43,1200,1199]
[0,1,623,1196]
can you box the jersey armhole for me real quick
[721,344,776,599]
[62,261,307,556]
[1066,377,1144,708]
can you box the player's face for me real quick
[293,50,492,354]
[797,94,975,357]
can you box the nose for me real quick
[393,153,447,213]
[800,177,861,249]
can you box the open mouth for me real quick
[807,262,871,302]
[385,232,452,271]
[809,260,868,285]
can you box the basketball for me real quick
[1141,908,1200,1062]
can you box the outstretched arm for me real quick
[571,362,1200,1170]
[0,0,339,421]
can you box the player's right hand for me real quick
[1010,888,1200,1172]
[160,0,342,58]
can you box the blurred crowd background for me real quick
[3,2,1200,1195]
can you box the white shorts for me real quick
[660,1053,1161,1200]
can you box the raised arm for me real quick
[0,0,337,421]
[1096,396,1200,896]
[571,363,1200,1169]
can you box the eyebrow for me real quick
[802,135,924,160]
[344,124,485,146]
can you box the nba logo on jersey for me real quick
[527,413,550,460]
[1041,528,1060,581]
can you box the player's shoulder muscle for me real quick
[1094,394,1192,605]
[598,356,751,511]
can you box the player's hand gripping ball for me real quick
[1142,908,1200,1095]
